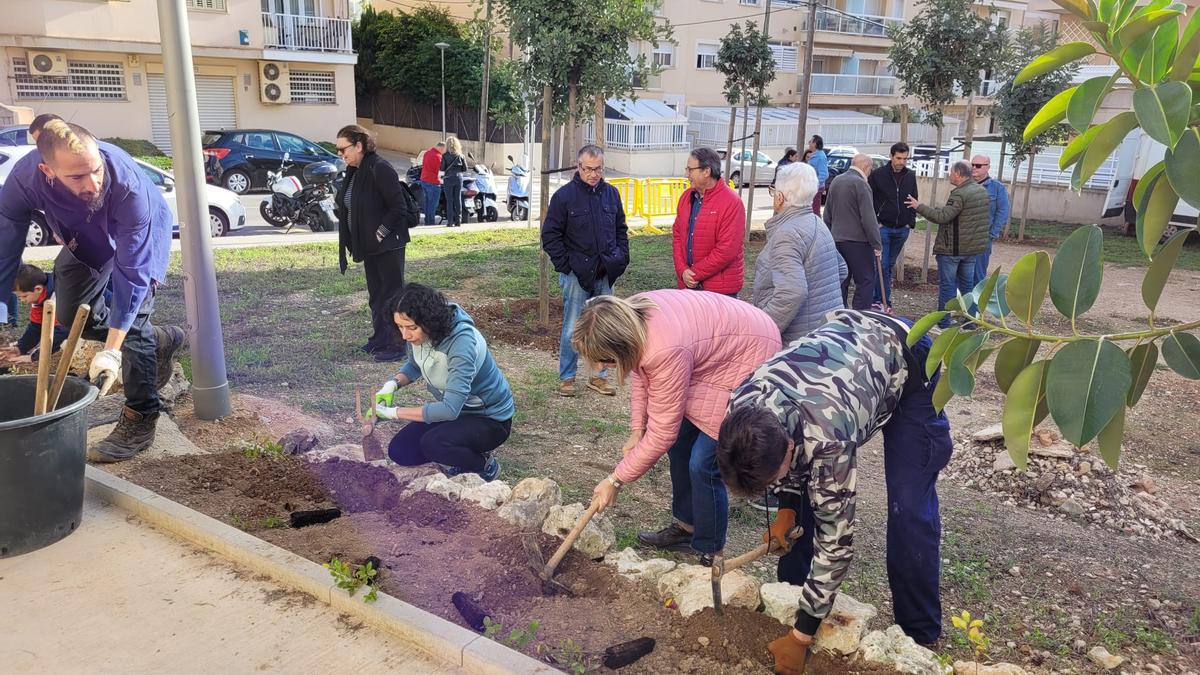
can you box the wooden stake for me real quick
[33,299,56,415]
[48,304,92,412]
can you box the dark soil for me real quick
[468,299,564,354]
[122,452,904,674]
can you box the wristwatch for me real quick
[607,475,623,489]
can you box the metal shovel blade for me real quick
[521,532,572,596]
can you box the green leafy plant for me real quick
[951,610,990,663]
[256,516,284,529]
[241,437,285,460]
[913,1,1200,470]
[715,20,775,182]
[483,617,541,650]
[324,557,379,603]
[536,638,593,674]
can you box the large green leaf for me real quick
[1131,161,1166,210]
[932,369,954,413]
[1002,360,1050,470]
[1052,0,1096,19]
[1169,6,1200,80]
[1161,331,1200,378]
[1133,82,1193,148]
[1113,0,1144,29]
[1076,112,1139,189]
[1098,0,1117,20]
[1135,22,1181,84]
[907,312,947,347]
[1015,43,1096,85]
[926,326,961,379]
[1023,86,1078,141]
[1049,225,1104,321]
[1006,251,1052,324]
[1067,76,1116,132]
[1060,124,1106,170]
[1142,228,1192,311]
[1095,404,1126,470]
[1046,339,1132,447]
[1116,8,1186,47]
[995,337,1041,394]
[1126,341,1159,406]
[947,332,988,396]
[973,268,1001,318]
[1137,173,1180,257]
[1165,128,1200,209]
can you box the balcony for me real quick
[952,79,1002,97]
[810,74,898,96]
[803,10,903,38]
[261,12,353,54]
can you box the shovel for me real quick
[711,526,802,613]
[356,388,385,461]
[523,501,601,595]
[874,253,894,315]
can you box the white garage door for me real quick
[148,74,237,156]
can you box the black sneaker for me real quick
[154,325,187,390]
[748,493,780,512]
[479,456,500,482]
[373,348,406,362]
[86,406,159,462]
[636,523,693,551]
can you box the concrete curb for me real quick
[85,466,557,674]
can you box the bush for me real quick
[102,137,165,157]
[137,155,173,171]
[318,141,338,154]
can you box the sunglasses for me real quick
[971,163,989,169]
[335,144,354,155]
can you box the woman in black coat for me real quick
[334,124,417,362]
[440,136,467,227]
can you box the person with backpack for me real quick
[334,124,419,362]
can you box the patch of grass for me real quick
[1092,610,1132,653]
[942,552,993,605]
[1134,624,1175,654]
[1026,627,1069,656]
[241,437,285,460]
[613,525,640,551]
[257,515,284,529]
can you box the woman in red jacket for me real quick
[673,148,746,297]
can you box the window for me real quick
[652,44,675,68]
[137,164,166,187]
[289,70,336,104]
[244,133,279,152]
[769,41,798,72]
[12,57,125,101]
[696,43,718,70]
[277,133,311,154]
[0,129,30,146]
[738,0,761,5]
[186,0,227,10]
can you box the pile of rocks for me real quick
[945,424,1194,540]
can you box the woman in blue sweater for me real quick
[373,284,515,481]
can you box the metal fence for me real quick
[261,12,353,53]
[356,90,535,144]
[912,145,1116,191]
[584,119,690,151]
[880,121,963,145]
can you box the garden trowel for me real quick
[356,388,385,461]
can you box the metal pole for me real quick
[795,0,818,150]
[478,0,492,165]
[436,42,449,139]
[156,0,230,420]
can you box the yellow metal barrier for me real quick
[606,177,641,227]
[639,178,691,234]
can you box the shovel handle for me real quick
[48,304,92,412]
[722,526,804,574]
[33,299,56,415]
[543,501,601,576]
[874,253,891,312]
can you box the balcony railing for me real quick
[810,74,898,96]
[953,79,1002,97]
[803,10,903,37]
[585,120,689,151]
[261,12,353,53]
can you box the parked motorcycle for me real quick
[468,160,499,223]
[259,153,339,232]
[506,154,530,222]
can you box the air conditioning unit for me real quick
[27,51,68,77]
[258,61,290,104]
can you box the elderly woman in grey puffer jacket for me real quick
[751,162,848,343]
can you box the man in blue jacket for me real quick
[970,154,1010,285]
[0,120,185,461]
[541,144,629,398]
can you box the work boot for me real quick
[587,376,616,396]
[154,325,187,390]
[86,406,159,463]
[636,523,694,552]
[558,378,577,397]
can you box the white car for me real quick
[0,145,246,246]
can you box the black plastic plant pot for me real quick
[0,375,99,558]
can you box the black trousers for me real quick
[387,416,512,472]
[836,240,877,310]
[363,247,406,350]
[54,248,160,414]
[442,175,464,226]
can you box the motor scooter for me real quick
[505,154,530,221]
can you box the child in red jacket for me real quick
[1,263,67,364]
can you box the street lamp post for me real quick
[435,42,450,139]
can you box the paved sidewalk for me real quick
[0,491,461,674]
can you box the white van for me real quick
[1103,131,1198,237]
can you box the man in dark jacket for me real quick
[868,142,918,307]
[0,121,185,461]
[542,145,629,398]
[824,154,880,310]
[906,161,990,326]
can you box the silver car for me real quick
[719,149,777,187]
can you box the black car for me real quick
[202,128,342,194]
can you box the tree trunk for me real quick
[594,94,605,148]
[961,93,976,159]
[745,100,766,244]
[724,104,737,181]
[1003,157,1020,239]
[997,139,1007,182]
[567,83,578,155]
[1019,151,1035,241]
[477,0,492,167]
[737,99,750,199]
[899,104,908,144]
[538,85,553,328]
[920,119,944,282]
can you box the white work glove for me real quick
[376,379,398,406]
[89,348,122,385]
[374,403,399,420]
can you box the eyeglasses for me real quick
[335,144,353,155]
[684,165,701,173]
[578,164,604,175]
[971,163,989,168]
[767,186,778,197]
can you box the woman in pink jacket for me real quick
[574,290,782,561]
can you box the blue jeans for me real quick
[3,292,16,325]
[420,181,440,225]
[936,255,975,325]
[667,418,727,554]
[874,227,910,305]
[972,237,995,287]
[559,272,612,381]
